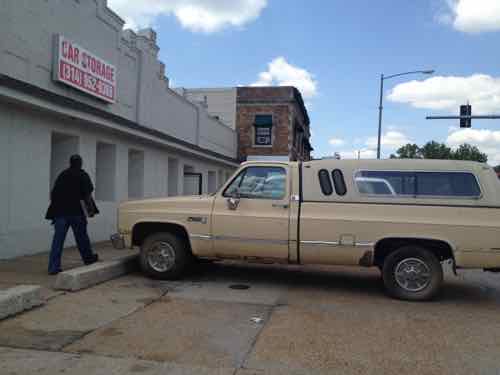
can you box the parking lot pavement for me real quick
[65,298,271,368]
[0,347,235,375]
[1,262,500,374]
[0,274,166,351]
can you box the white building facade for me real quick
[174,87,238,130]
[0,0,238,259]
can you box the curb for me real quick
[53,254,138,292]
[0,285,45,320]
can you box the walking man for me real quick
[45,154,99,275]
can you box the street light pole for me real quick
[377,74,384,160]
[376,70,435,159]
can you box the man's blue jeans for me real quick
[48,216,94,273]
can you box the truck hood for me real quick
[119,195,215,213]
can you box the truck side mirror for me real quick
[227,189,241,210]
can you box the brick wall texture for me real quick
[236,87,311,162]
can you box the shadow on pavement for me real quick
[143,261,500,307]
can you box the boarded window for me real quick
[128,149,144,199]
[50,132,79,190]
[168,157,179,196]
[95,142,116,202]
[208,171,217,194]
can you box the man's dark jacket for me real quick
[45,167,95,220]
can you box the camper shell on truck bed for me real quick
[113,159,500,301]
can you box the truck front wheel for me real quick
[140,232,191,280]
[382,245,443,301]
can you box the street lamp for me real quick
[377,70,435,159]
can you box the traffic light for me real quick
[460,105,472,128]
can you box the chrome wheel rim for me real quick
[147,241,176,272]
[395,258,431,292]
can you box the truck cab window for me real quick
[224,167,286,200]
[224,171,246,197]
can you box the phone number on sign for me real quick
[59,61,115,102]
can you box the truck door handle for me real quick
[272,203,289,209]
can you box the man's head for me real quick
[69,154,83,169]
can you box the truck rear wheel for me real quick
[382,245,443,301]
[140,232,191,280]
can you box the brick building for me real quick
[176,86,313,162]
[236,86,312,162]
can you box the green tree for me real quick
[391,144,421,159]
[420,141,452,160]
[391,141,488,163]
[452,144,488,163]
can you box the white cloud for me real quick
[331,131,410,160]
[387,74,500,114]
[442,0,500,33]
[107,0,267,33]
[339,149,377,160]
[447,128,500,165]
[328,138,345,146]
[366,131,411,149]
[251,57,318,99]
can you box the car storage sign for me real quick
[53,35,116,103]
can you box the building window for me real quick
[254,115,273,146]
[183,165,202,195]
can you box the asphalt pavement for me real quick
[1,261,500,374]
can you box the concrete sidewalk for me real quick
[0,242,137,299]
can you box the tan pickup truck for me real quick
[112,159,500,301]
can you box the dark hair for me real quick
[69,154,83,169]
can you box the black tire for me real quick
[139,232,191,280]
[382,245,443,301]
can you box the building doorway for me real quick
[183,165,202,195]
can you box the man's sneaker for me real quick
[84,254,99,266]
[48,269,61,275]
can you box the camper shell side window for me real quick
[354,170,482,199]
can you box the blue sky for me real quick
[108,0,500,165]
